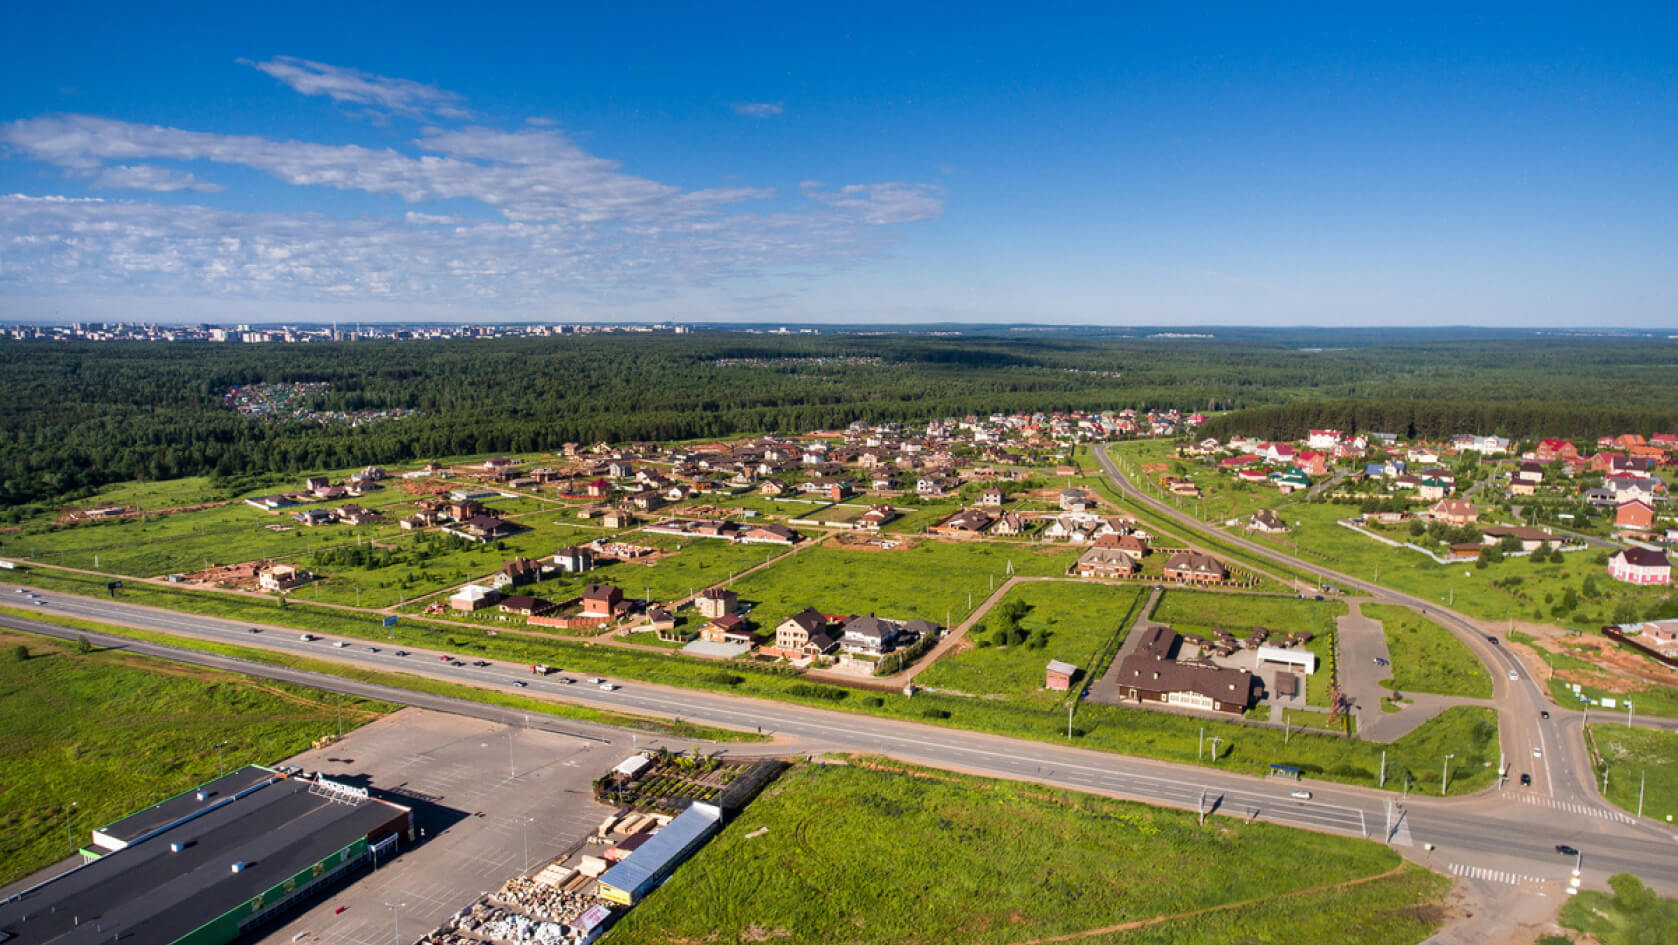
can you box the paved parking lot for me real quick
[261,708,621,945]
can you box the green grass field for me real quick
[608,758,1444,945]
[0,627,394,887]
[914,581,1145,701]
[1362,603,1492,698]
[1586,724,1678,823]
[728,539,1081,632]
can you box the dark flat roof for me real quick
[0,776,408,945]
[95,766,276,845]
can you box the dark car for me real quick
[1486,635,1500,645]
[1555,844,1579,856]
[248,627,262,634]
[394,650,408,656]
[472,659,491,667]
[1541,710,1550,719]
[1520,773,1531,786]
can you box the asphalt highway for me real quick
[4,577,1676,896]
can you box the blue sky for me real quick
[1,3,1673,325]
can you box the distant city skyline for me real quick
[2,4,1674,327]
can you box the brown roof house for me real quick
[1163,552,1228,584]
[696,587,739,619]
[1114,626,1253,715]
[581,583,627,618]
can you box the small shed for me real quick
[1045,659,1079,691]
[1274,671,1300,698]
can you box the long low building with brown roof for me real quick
[1114,626,1254,715]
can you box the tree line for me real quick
[3,331,1675,512]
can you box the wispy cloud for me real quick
[733,102,784,118]
[0,61,943,307]
[243,56,471,120]
[89,164,223,193]
[800,181,944,224]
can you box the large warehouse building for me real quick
[0,765,411,945]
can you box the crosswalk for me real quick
[1518,792,1636,825]
[1448,863,1547,886]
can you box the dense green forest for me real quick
[2,330,1675,511]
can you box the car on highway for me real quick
[248,627,262,634]
[368,646,380,652]
[300,633,316,642]
[438,655,451,662]
[1487,636,1500,645]
[1290,790,1312,799]
[1532,746,1542,758]
[1507,669,1520,680]
[586,677,603,684]
[1372,657,1388,667]
[1555,844,1579,857]
[333,641,350,648]
[450,660,466,667]
[471,660,491,667]
[1540,710,1550,719]
[1520,773,1531,786]
[394,650,408,656]
[512,680,528,688]
[599,682,619,691]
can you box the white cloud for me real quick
[733,102,784,118]
[89,164,223,193]
[800,181,944,224]
[244,56,470,120]
[0,61,945,308]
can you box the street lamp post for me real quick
[385,901,406,945]
[65,801,78,855]
[1441,754,1455,796]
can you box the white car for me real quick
[1507,669,1519,680]
[1532,746,1542,758]
[1290,790,1312,800]
[599,682,619,691]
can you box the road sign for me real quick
[382,615,399,629]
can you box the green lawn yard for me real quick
[915,581,1145,701]
[726,539,1081,632]
[1587,724,1678,822]
[1362,603,1492,698]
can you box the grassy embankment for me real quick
[607,758,1449,945]
[1584,724,1678,823]
[0,606,754,744]
[0,627,394,887]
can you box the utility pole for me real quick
[1066,703,1074,739]
[1379,750,1386,788]
[215,741,229,776]
[1198,726,1204,763]
[1638,771,1645,818]
[337,692,343,738]
[1626,700,1634,728]
[1441,754,1454,796]
[1602,766,1609,794]
[1210,735,1220,760]
[1284,711,1290,745]
[65,801,78,855]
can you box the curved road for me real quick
[1095,444,1616,806]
